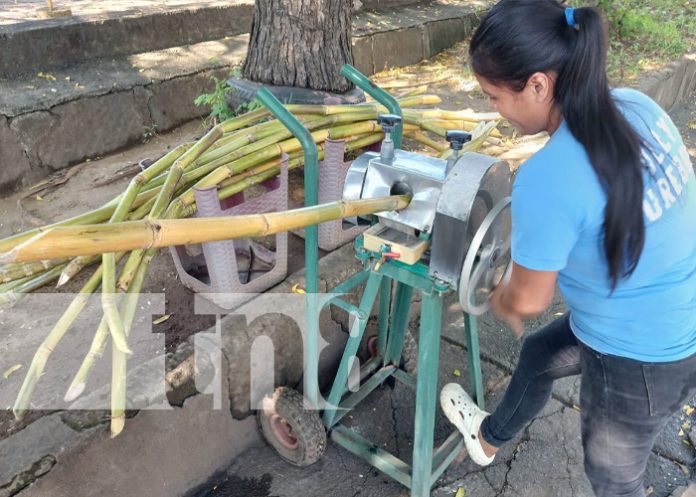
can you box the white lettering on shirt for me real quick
[643,114,692,222]
[651,128,671,155]
[656,116,677,143]
[665,165,683,196]
[643,188,663,221]
[656,178,677,208]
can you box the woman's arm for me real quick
[490,262,558,337]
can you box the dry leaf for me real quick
[3,364,23,379]
[152,314,171,325]
[37,71,57,81]
[455,488,466,497]
[453,369,461,377]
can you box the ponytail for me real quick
[470,0,645,288]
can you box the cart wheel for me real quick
[361,329,418,376]
[257,387,327,467]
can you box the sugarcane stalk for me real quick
[102,253,132,355]
[217,151,304,190]
[438,121,501,159]
[102,133,220,354]
[12,262,106,419]
[114,126,224,293]
[1,195,410,262]
[114,249,147,293]
[178,121,380,209]
[377,76,449,89]
[181,131,384,218]
[195,113,350,166]
[0,200,121,254]
[404,108,500,122]
[110,249,153,437]
[63,251,137,402]
[144,121,286,191]
[0,274,35,293]
[0,258,69,284]
[424,119,503,138]
[57,145,189,288]
[186,113,378,190]
[396,85,429,98]
[0,263,67,304]
[218,108,270,134]
[284,95,441,115]
[404,130,448,153]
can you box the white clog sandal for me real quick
[440,382,495,466]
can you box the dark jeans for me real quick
[480,314,696,497]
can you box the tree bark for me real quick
[243,0,354,93]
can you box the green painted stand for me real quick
[258,69,486,496]
[320,239,485,497]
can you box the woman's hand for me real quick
[489,262,559,338]
[490,284,525,338]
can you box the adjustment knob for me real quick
[377,114,402,134]
[445,130,472,151]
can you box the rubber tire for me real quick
[226,77,366,108]
[257,387,327,467]
[360,328,418,376]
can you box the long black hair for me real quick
[470,0,645,288]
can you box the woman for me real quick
[440,1,696,496]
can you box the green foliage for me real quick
[236,97,264,115]
[194,66,266,125]
[581,0,695,83]
[194,74,235,124]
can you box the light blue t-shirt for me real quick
[512,88,696,362]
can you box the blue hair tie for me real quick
[565,7,577,28]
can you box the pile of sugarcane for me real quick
[0,96,501,437]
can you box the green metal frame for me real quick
[341,64,403,148]
[321,253,486,497]
[257,76,487,497]
[256,88,321,407]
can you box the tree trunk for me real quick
[243,0,354,93]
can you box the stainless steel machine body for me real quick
[343,147,512,299]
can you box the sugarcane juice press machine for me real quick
[254,65,513,497]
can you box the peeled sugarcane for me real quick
[1,196,411,264]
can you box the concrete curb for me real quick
[0,2,255,77]
[0,1,487,194]
[638,52,696,112]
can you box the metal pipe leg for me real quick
[383,282,414,367]
[411,291,443,497]
[377,277,392,359]
[464,312,485,410]
[323,271,384,427]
